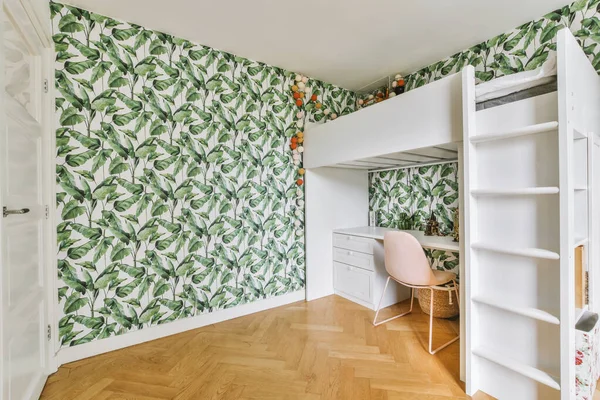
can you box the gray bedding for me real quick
[476,78,557,111]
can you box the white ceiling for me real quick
[63,0,568,91]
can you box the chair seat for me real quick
[431,270,456,286]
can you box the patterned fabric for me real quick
[52,2,355,347]
[369,163,459,276]
[576,315,600,400]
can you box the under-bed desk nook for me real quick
[303,29,600,400]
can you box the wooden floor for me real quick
[42,295,488,400]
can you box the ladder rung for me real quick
[471,243,559,260]
[471,187,559,196]
[470,121,558,143]
[473,347,561,391]
[472,296,560,325]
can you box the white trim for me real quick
[368,158,459,173]
[42,45,58,375]
[57,290,305,365]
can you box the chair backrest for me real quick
[384,231,435,286]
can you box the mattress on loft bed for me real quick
[475,53,557,111]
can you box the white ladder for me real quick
[461,29,600,400]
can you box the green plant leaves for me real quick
[53,0,355,348]
[402,0,600,91]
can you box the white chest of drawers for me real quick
[332,232,410,310]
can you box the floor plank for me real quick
[42,295,477,399]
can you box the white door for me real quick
[0,0,52,398]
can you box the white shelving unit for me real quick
[462,29,600,400]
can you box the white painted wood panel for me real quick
[304,72,463,169]
[333,262,373,304]
[332,233,375,254]
[332,247,375,271]
[305,168,368,301]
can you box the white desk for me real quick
[333,227,460,252]
[331,227,459,310]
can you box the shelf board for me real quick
[471,243,560,260]
[574,237,588,248]
[574,128,587,140]
[471,187,559,196]
[473,347,561,391]
[471,121,558,144]
[473,296,560,325]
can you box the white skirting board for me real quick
[56,290,306,365]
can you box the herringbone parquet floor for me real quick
[41,295,492,400]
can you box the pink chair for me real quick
[373,231,459,355]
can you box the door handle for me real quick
[3,207,30,218]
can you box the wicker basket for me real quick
[417,283,459,319]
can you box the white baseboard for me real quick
[57,290,305,365]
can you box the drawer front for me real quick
[333,233,375,254]
[334,262,373,303]
[333,247,375,271]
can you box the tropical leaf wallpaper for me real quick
[404,0,600,91]
[369,163,460,276]
[357,0,600,105]
[52,2,356,347]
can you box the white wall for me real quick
[305,167,368,300]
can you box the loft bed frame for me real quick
[463,30,600,400]
[303,29,600,400]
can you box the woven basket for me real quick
[417,283,459,319]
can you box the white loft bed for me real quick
[303,70,465,298]
[303,28,600,400]
[303,69,468,380]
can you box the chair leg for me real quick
[427,286,460,355]
[373,277,413,327]
[452,280,460,306]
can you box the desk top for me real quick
[333,227,460,252]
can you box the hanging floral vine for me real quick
[289,73,339,188]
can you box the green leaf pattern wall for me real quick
[52,3,356,347]
[369,163,459,276]
[404,0,600,90]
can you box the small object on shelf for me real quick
[394,74,406,95]
[369,211,376,226]
[424,213,440,236]
[452,208,459,242]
